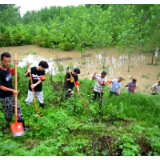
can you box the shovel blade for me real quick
[10,122,25,137]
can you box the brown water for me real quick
[0,45,160,93]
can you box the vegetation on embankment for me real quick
[0,65,160,156]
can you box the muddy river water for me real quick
[0,45,160,93]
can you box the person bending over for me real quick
[24,61,49,108]
[108,77,123,96]
[65,68,80,99]
[151,81,160,95]
[126,78,137,93]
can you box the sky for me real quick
[16,4,84,16]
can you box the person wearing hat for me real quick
[65,68,80,99]
[92,71,107,100]
[151,81,160,95]
[125,78,137,93]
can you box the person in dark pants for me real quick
[92,71,107,101]
[0,52,28,130]
[108,77,123,97]
[64,68,80,99]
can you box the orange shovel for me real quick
[10,53,25,137]
[27,62,41,118]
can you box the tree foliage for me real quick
[0,4,160,58]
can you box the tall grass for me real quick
[0,64,160,156]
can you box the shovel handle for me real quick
[27,62,41,117]
[128,85,134,92]
[15,53,18,124]
[111,88,125,98]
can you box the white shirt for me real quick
[151,83,160,93]
[94,74,107,93]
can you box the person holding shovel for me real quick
[65,68,80,99]
[108,77,123,96]
[0,52,28,130]
[151,81,160,95]
[125,78,137,93]
[92,71,107,101]
[24,61,49,108]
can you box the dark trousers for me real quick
[110,91,118,97]
[0,95,24,122]
[93,91,103,100]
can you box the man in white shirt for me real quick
[92,71,107,100]
[151,81,160,95]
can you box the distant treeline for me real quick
[0,4,160,55]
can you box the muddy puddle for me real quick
[0,45,160,93]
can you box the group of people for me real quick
[0,52,49,130]
[0,52,160,130]
[64,65,160,100]
[65,70,138,100]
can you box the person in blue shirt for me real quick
[108,77,123,96]
[125,79,137,93]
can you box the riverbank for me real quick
[0,66,160,156]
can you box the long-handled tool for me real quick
[128,85,135,92]
[98,82,102,102]
[10,53,25,137]
[112,89,125,98]
[27,62,41,118]
[95,78,104,104]
[67,67,88,109]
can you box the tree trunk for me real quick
[151,50,155,65]
[128,54,131,72]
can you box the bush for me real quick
[0,32,11,47]
[12,32,24,46]
[58,42,73,51]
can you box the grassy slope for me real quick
[0,65,160,156]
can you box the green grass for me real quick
[141,75,149,79]
[130,76,133,79]
[157,72,160,80]
[0,65,160,156]
[144,84,151,89]
[24,51,38,55]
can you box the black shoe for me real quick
[18,119,29,130]
[65,93,68,100]
[40,103,44,108]
[24,127,29,131]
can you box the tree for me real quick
[140,5,160,65]
[116,5,143,72]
